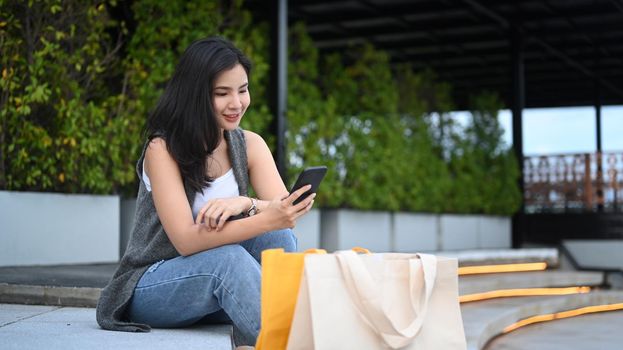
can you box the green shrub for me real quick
[0,0,271,195]
[445,92,521,215]
[1,0,131,193]
[286,25,520,215]
[1,2,521,215]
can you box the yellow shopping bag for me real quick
[255,248,326,350]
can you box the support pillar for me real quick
[270,0,288,181]
[595,78,604,212]
[511,26,525,248]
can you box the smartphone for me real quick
[290,166,328,205]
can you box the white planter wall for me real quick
[0,190,512,267]
[440,215,480,250]
[319,210,511,253]
[293,209,321,251]
[563,240,623,270]
[392,213,438,252]
[478,216,511,248]
[0,191,120,266]
[321,209,392,252]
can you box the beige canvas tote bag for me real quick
[287,251,466,350]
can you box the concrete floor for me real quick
[485,310,623,350]
[0,304,234,350]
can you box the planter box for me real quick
[0,191,120,266]
[440,215,480,250]
[320,210,512,253]
[320,209,391,252]
[563,239,623,270]
[120,198,137,257]
[392,213,439,252]
[478,216,511,249]
[293,209,321,251]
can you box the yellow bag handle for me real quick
[304,248,327,254]
[351,246,372,254]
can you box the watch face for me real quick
[247,199,258,216]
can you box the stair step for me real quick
[459,270,604,295]
[441,248,558,267]
[460,290,623,350]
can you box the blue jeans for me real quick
[127,229,297,346]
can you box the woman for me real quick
[96,37,315,347]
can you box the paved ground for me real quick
[0,304,234,350]
[485,310,623,350]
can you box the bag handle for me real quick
[303,248,327,254]
[336,251,437,349]
[351,246,371,254]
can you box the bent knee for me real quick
[191,244,253,265]
[263,229,297,252]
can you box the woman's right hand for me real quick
[262,184,316,229]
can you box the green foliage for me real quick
[124,0,272,143]
[1,0,132,193]
[445,92,521,215]
[0,0,271,195]
[286,24,520,215]
[0,1,521,215]
[286,22,345,206]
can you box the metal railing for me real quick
[523,152,623,213]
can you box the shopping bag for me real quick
[255,248,326,350]
[287,251,467,350]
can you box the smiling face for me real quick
[212,63,250,131]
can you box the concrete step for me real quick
[0,283,101,308]
[0,248,571,308]
[460,290,623,350]
[442,248,558,267]
[0,304,234,350]
[459,270,605,295]
[484,309,623,350]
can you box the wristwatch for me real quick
[247,197,258,217]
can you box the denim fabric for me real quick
[127,228,297,346]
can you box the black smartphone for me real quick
[290,166,328,205]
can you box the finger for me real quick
[196,201,215,224]
[210,211,221,230]
[203,213,212,231]
[203,206,218,230]
[203,202,217,218]
[217,210,232,231]
[294,199,315,220]
[283,184,313,205]
[196,207,207,224]
[293,192,316,211]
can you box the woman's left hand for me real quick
[195,196,251,231]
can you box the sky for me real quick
[455,105,623,156]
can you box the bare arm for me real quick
[145,138,314,256]
[245,130,290,211]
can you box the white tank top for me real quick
[142,160,240,219]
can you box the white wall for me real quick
[563,240,623,269]
[319,210,511,253]
[293,209,321,251]
[0,191,120,266]
[0,190,513,267]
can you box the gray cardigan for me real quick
[96,128,249,332]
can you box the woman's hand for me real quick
[262,184,316,230]
[196,196,252,231]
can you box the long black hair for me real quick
[146,37,252,193]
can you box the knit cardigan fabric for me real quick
[96,128,249,332]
